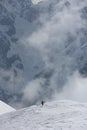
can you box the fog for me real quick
[54,71,87,102]
[22,0,87,105]
[1,0,87,108]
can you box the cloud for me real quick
[2,0,87,108]
[32,0,46,4]
[54,71,87,102]
[27,0,86,69]
[22,78,46,104]
[23,0,87,103]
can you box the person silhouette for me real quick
[41,100,44,106]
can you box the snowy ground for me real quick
[0,100,87,130]
[0,100,15,115]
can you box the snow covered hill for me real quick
[0,100,15,115]
[0,100,87,130]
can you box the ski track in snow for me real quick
[0,100,87,130]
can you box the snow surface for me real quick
[0,100,87,130]
[0,100,15,115]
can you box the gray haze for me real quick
[1,0,87,108]
[23,0,87,104]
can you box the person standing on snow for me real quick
[41,100,44,106]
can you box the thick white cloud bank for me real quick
[2,0,87,108]
[54,72,87,102]
[24,0,87,104]
[32,0,45,4]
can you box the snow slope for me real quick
[0,100,87,130]
[0,100,15,115]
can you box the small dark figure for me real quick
[41,100,44,106]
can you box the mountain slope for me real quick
[0,100,15,115]
[0,100,87,130]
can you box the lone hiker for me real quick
[41,101,44,106]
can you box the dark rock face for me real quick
[0,4,14,25]
[0,1,25,107]
[0,0,44,108]
[81,6,87,19]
